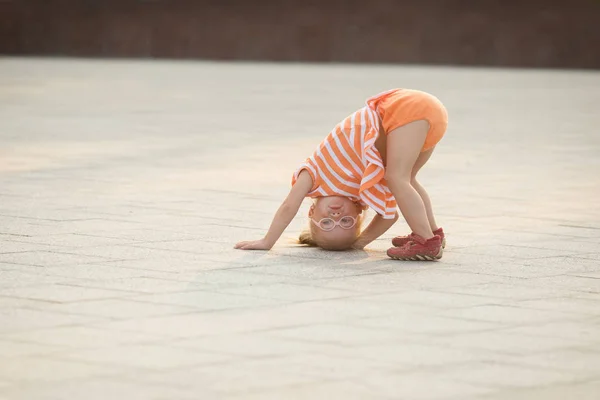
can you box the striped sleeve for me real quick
[291,158,320,193]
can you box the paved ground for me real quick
[0,57,599,400]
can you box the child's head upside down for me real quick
[298,196,366,251]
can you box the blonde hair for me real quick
[298,212,367,251]
[298,230,318,247]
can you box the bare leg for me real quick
[385,120,433,239]
[410,147,439,231]
[411,179,439,231]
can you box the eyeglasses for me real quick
[311,216,357,231]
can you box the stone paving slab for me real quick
[0,57,599,399]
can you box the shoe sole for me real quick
[389,254,436,261]
[388,247,444,261]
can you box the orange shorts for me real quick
[367,89,448,152]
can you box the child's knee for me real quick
[385,169,411,184]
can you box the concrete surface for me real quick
[0,57,599,400]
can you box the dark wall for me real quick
[1,0,599,69]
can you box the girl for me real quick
[234,88,447,261]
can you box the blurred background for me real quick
[1,0,599,69]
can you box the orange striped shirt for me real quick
[292,102,397,219]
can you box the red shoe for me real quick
[387,234,443,261]
[392,227,446,249]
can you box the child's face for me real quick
[309,196,362,250]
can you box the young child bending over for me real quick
[235,88,448,260]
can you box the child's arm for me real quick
[352,212,399,249]
[234,170,313,250]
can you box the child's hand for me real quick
[234,238,273,251]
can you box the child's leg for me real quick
[410,147,439,231]
[384,120,433,239]
[411,179,438,231]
